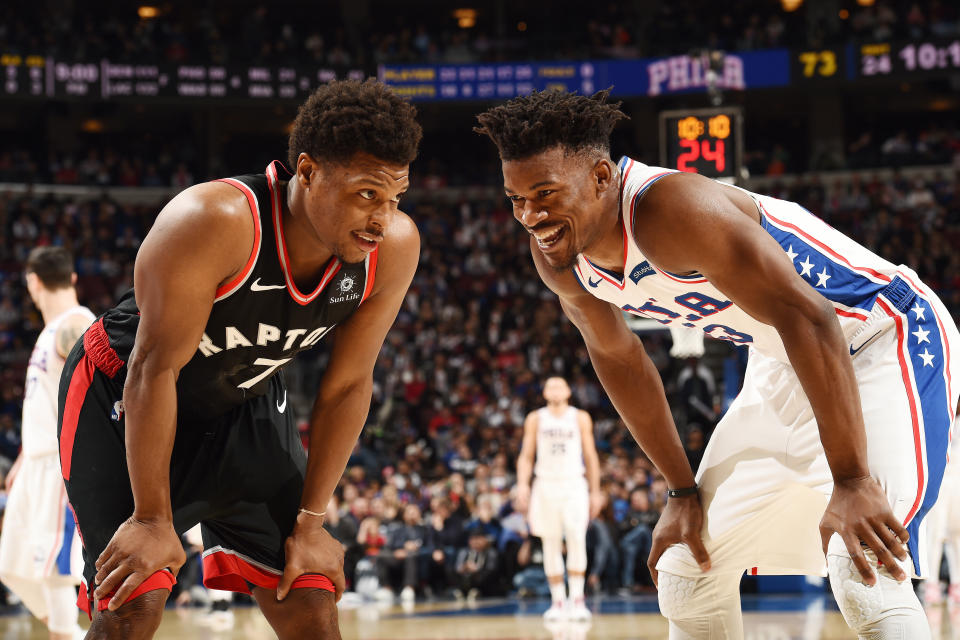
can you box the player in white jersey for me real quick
[476,91,960,639]
[516,377,602,622]
[0,247,94,640]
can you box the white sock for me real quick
[549,580,566,604]
[568,575,585,601]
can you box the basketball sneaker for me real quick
[567,597,592,621]
[543,600,566,621]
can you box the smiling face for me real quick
[295,151,410,264]
[502,146,619,270]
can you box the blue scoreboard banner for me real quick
[378,49,791,101]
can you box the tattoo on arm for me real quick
[56,322,87,358]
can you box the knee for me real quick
[271,589,341,640]
[88,590,167,640]
[827,542,925,636]
[657,571,702,620]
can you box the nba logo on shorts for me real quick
[110,400,124,421]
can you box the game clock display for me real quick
[858,37,960,78]
[659,107,743,180]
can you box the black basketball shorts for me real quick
[57,319,333,614]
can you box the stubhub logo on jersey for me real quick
[329,274,361,305]
[629,261,655,284]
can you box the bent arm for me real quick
[298,216,420,517]
[125,183,253,521]
[638,174,867,482]
[533,246,696,491]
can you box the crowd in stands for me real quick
[1,153,957,600]
[2,0,957,70]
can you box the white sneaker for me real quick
[543,600,566,621]
[568,597,591,621]
[375,587,395,603]
[400,586,416,603]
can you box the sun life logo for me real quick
[339,275,354,293]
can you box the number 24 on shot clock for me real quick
[658,107,743,180]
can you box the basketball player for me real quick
[0,247,94,640]
[57,79,422,640]
[516,377,602,621]
[476,90,960,639]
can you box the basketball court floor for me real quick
[2,593,959,639]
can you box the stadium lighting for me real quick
[138,6,159,19]
[453,8,477,29]
[856,0,876,5]
[780,0,803,11]
[839,9,850,19]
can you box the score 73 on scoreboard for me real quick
[658,107,743,180]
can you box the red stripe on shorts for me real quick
[60,354,95,482]
[76,570,176,615]
[202,549,334,594]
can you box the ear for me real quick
[296,153,320,188]
[71,272,78,286]
[593,158,615,195]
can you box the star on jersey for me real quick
[912,326,931,345]
[798,256,814,278]
[911,302,927,321]
[814,267,832,288]
[919,348,935,367]
[784,245,798,262]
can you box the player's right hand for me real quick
[515,484,531,513]
[94,516,186,611]
[646,493,710,587]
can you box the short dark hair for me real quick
[288,79,422,170]
[474,89,629,161]
[25,246,74,289]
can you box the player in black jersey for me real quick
[57,79,422,639]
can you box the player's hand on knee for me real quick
[647,492,710,587]
[819,475,909,586]
[93,516,186,611]
[277,516,346,602]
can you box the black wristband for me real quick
[667,486,699,498]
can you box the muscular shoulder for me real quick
[631,172,760,273]
[139,181,256,289]
[370,211,420,295]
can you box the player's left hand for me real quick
[589,490,604,519]
[647,492,710,587]
[277,512,346,602]
[819,475,909,586]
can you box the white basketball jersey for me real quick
[22,306,94,457]
[534,406,584,481]
[574,157,911,363]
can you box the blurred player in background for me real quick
[516,376,602,621]
[0,247,94,640]
[57,79,421,640]
[922,420,960,607]
[477,90,960,639]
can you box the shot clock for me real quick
[659,107,743,180]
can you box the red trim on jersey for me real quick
[213,178,263,301]
[361,246,379,303]
[834,308,869,321]
[876,297,925,527]
[202,549,334,594]
[750,567,758,576]
[933,310,955,422]
[77,570,176,615]
[59,354,95,482]
[266,162,342,306]
[83,318,124,377]
[761,206,891,284]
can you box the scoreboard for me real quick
[0,55,364,101]
[659,107,743,180]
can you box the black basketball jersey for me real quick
[99,161,377,420]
